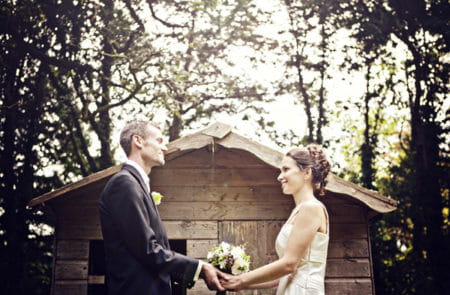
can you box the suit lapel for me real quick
[122,164,170,248]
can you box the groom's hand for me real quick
[200,263,229,291]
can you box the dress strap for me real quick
[286,203,303,224]
[317,201,330,235]
[287,201,330,234]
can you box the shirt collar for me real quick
[126,159,150,191]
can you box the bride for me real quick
[222,144,331,295]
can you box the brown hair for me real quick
[119,120,160,156]
[286,143,331,196]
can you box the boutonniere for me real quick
[151,191,164,205]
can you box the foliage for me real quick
[336,0,450,294]
[129,0,274,140]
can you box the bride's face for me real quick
[277,156,306,195]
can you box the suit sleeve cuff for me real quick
[194,260,203,281]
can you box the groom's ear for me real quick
[132,135,143,149]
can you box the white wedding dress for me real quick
[275,202,329,295]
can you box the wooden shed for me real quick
[29,122,397,295]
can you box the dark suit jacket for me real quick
[99,164,199,295]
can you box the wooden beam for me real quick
[326,258,371,278]
[328,239,370,258]
[162,147,270,168]
[56,240,89,260]
[327,174,398,213]
[88,275,105,285]
[54,260,88,280]
[186,240,218,259]
[330,223,368,240]
[57,221,218,241]
[53,281,87,295]
[158,201,292,220]
[217,132,283,168]
[164,221,218,240]
[150,186,287,202]
[151,168,279,187]
[325,278,372,295]
[28,165,121,207]
[201,122,233,139]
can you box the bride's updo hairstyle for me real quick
[286,143,331,196]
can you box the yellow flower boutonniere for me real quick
[151,191,164,205]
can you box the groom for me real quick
[99,120,226,294]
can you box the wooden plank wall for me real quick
[52,240,89,294]
[51,147,374,295]
[323,195,373,295]
[153,148,290,295]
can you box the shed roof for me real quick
[29,122,398,213]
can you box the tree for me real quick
[340,1,450,293]
[280,0,346,144]
[125,0,273,140]
[0,3,60,293]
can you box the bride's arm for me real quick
[246,279,280,289]
[222,202,323,290]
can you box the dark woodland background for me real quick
[1,0,449,294]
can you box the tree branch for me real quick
[124,0,145,32]
[146,0,187,28]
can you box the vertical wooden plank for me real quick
[366,223,376,295]
[51,230,58,295]
[219,221,283,295]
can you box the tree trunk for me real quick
[361,64,375,189]
[1,56,27,295]
[95,0,115,170]
[407,43,449,293]
[411,108,449,294]
[169,113,183,141]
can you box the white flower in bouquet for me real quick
[220,241,231,252]
[207,242,251,275]
[219,259,227,270]
[231,245,245,258]
[232,255,250,275]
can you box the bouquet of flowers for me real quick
[207,242,251,294]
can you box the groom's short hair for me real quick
[120,120,160,156]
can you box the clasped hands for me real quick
[200,263,244,291]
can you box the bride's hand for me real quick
[220,274,244,291]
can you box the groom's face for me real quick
[141,125,168,168]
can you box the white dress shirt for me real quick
[126,160,150,192]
